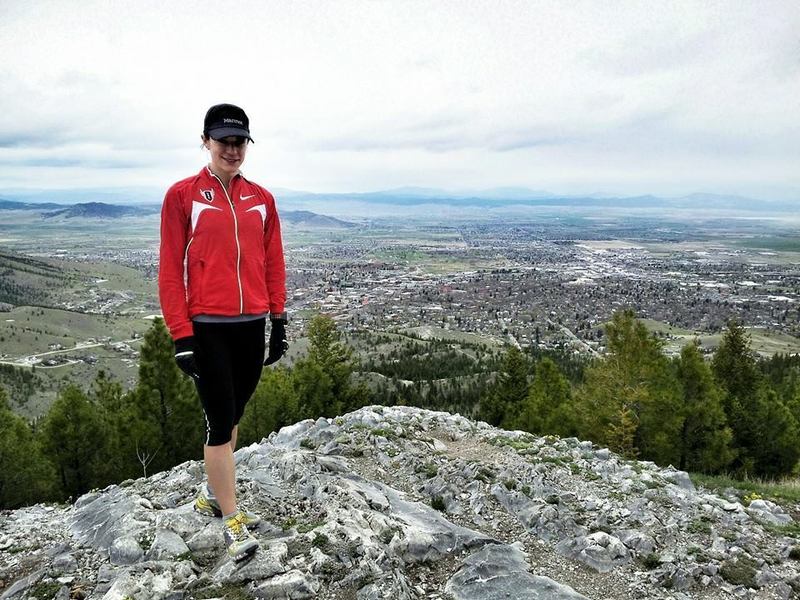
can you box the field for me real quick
[641,319,800,356]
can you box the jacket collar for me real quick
[201,165,244,182]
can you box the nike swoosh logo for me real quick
[240,194,256,201]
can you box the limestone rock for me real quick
[1,406,799,600]
[445,542,589,599]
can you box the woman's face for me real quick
[205,135,249,179]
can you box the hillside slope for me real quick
[1,406,797,599]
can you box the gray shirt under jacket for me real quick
[192,313,268,324]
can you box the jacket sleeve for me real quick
[264,192,287,316]
[158,185,194,340]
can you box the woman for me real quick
[158,103,288,560]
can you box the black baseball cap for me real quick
[204,103,254,142]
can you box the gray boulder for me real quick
[109,535,144,566]
[555,532,630,573]
[445,542,589,599]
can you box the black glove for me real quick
[174,336,200,379]
[264,317,288,365]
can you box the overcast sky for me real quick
[1,0,798,200]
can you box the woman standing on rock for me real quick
[158,103,288,560]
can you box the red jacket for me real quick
[158,167,286,340]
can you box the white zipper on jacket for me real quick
[210,173,244,314]
[184,237,194,280]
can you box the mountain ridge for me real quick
[1,406,796,599]
[3,188,795,213]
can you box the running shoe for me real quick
[223,513,259,561]
[194,484,262,527]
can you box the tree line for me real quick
[478,310,800,479]
[1,309,798,509]
[0,314,369,509]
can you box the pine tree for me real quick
[0,387,56,508]
[606,404,639,459]
[575,310,683,465]
[479,346,530,428]
[516,357,578,437]
[749,387,800,478]
[132,318,203,474]
[39,385,111,500]
[300,314,369,417]
[675,341,733,473]
[292,357,335,419]
[89,370,127,477]
[712,321,760,408]
[711,321,766,474]
[239,367,299,445]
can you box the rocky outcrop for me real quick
[1,406,798,599]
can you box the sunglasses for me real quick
[213,137,249,149]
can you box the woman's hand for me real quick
[174,336,200,379]
[264,318,288,365]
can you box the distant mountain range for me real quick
[2,187,796,214]
[279,190,797,212]
[42,202,156,219]
[0,198,355,228]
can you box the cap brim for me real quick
[209,127,254,142]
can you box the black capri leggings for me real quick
[192,318,265,446]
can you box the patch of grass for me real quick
[789,546,800,560]
[138,534,153,552]
[175,550,194,562]
[520,485,531,496]
[416,462,439,478]
[762,521,800,539]
[431,496,446,511]
[490,435,535,452]
[299,438,316,450]
[538,456,566,466]
[312,532,331,551]
[282,516,297,530]
[370,427,400,439]
[583,469,601,481]
[687,517,713,535]
[503,479,517,490]
[379,526,403,545]
[475,466,496,483]
[686,545,708,561]
[30,582,62,599]
[641,553,661,570]
[690,472,800,505]
[285,537,311,558]
[297,520,325,533]
[721,531,738,542]
[720,557,757,587]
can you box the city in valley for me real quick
[0,195,798,416]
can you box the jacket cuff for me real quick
[270,312,288,323]
[170,320,194,341]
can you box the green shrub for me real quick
[720,557,757,587]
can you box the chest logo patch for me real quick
[201,189,215,202]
